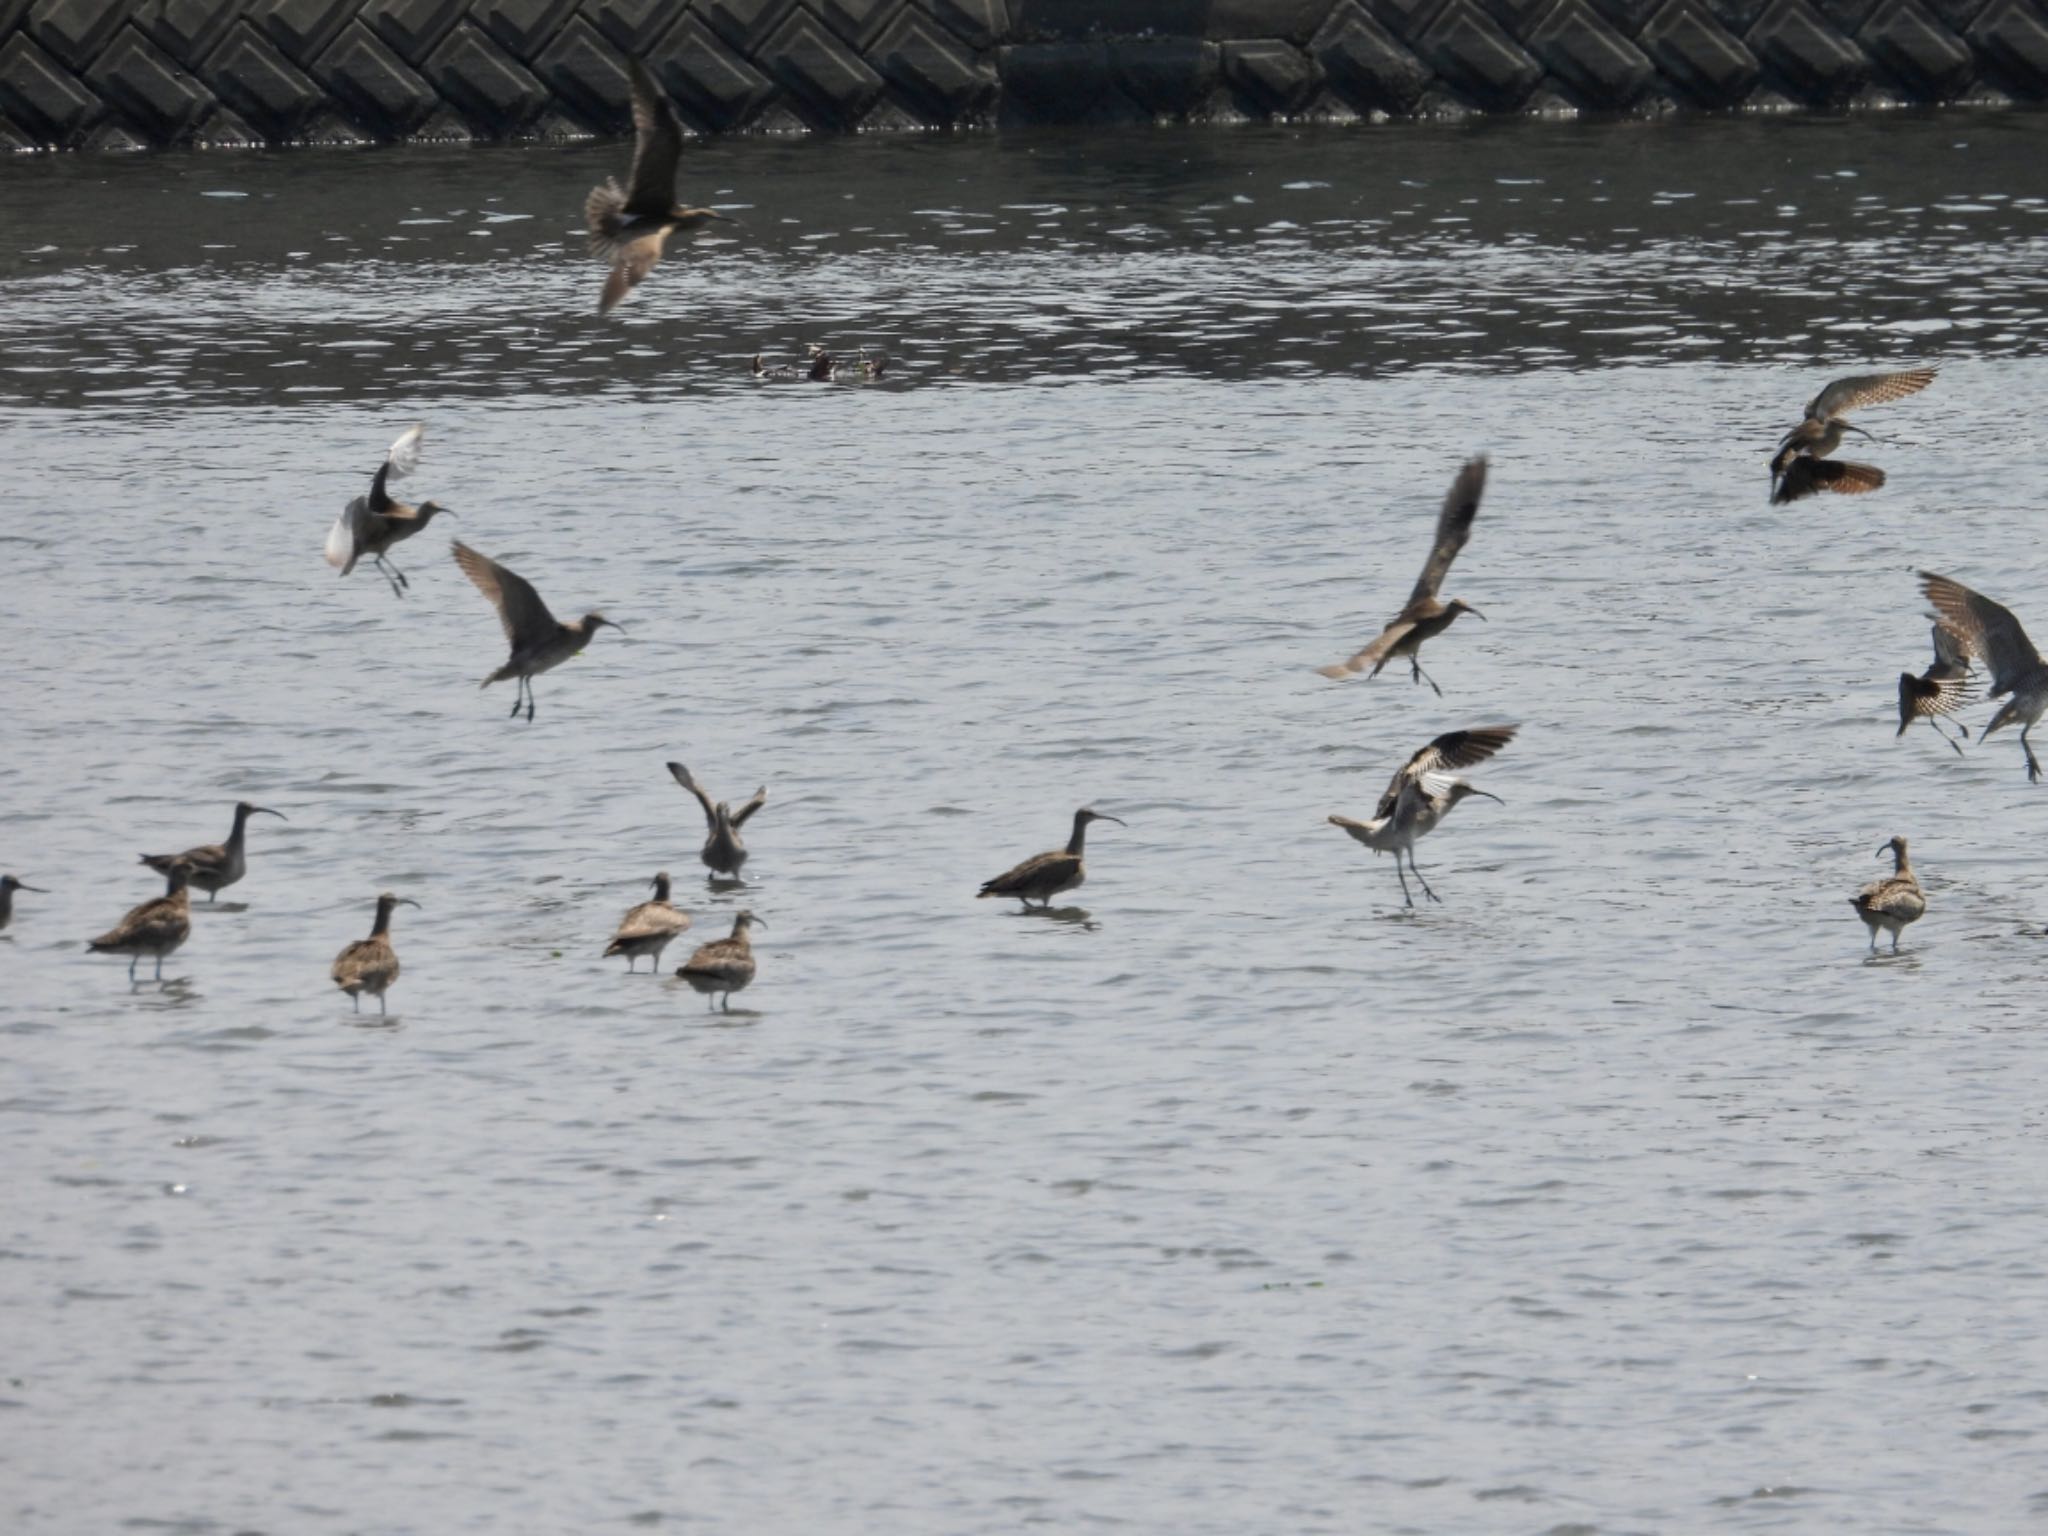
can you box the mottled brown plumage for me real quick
[1319,457,1487,696]
[676,910,762,1010]
[1769,366,1935,499]
[89,861,194,980]
[1896,622,1975,754]
[140,800,286,901]
[1920,570,2048,782]
[1850,836,1925,954]
[332,892,418,1015]
[604,871,691,973]
[977,808,1125,909]
[1771,456,1886,505]
[586,57,734,315]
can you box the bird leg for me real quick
[373,555,408,597]
[1928,718,1965,757]
[351,992,360,1014]
[154,953,165,981]
[2025,724,2042,784]
[524,679,536,724]
[380,993,388,1017]
[1891,931,1902,955]
[1406,850,1442,904]
[1410,658,1444,699]
[209,888,218,903]
[127,954,139,981]
[1394,860,1414,909]
[508,680,524,719]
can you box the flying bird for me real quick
[667,764,767,879]
[1771,456,1886,506]
[1319,457,1488,696]
[1896,622,1976,755]
[1850,836,1925,954]
[1919,571,2048,781]
[323,424,450,596]
[586,56,735,315]
[140,800,286,902]
[1769,367,1936,501]
[977,808,1125,910]
[452,541,623,723]
[1328,725,1517,907]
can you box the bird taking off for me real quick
[1896,622,1976,756]
[667,764,768,879]
[324,424,450,596]
[1919,570,2048,782]
[586,57,736,315]
[1769,367,1935,503]
[452,541,623,723]
[1319,456,1487,697]
[1328,725,1516,908]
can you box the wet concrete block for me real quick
[424,21,552,132]
[1705,0,1768,34]
[531,14,633,129]
[652,15,778,129]
[817,0,908,49]
[473,0,585,60]
[362,0,468,67]
[1417,0,1544,105]
[759,6,887,126]
[700,0,799,53]
[0,29,102,140]
[1010,0,1208,37]
[315,20,439,134]
[1916,0,1987,30]
[192,104,266,146]
[1313,2,1433,112]
[1205,0,1338,41]
[1477,0,1555,32]
[1859,0,1974,93]
[1747,0,1869,100]
[202,21,324,134]
[998,40,1145,120]
[584,0,690,52]
[856,93,924,124]
[250,0,358,67]
[1969,0,2048,88]
[921,0,1009,48]
[135,0,246,67]
[86,25,212,138]
[1110,36,1220,113]
[1221,37,1327,108]
[869,7,998,118]
[1368,0,1452,44]
[1812,0,1880,27]
[83,117,148,149]
[1585,0,1671,35]
[1639,0,1760,99]
[1525,0,1656,101]
[26,0,126,71]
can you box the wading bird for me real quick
[1919,570,2048,782]
[667,764,767,879]
[0,874,48,934]
[88,861,194,981]
[1769,366,1936,501]
[604,871,690,973]
[1319,457,1488,696]
[140,801,286,902]
[452,541,623,723]
[1897,622,1976,755]
[331,892,418,1015]
[587,56,735,315]
[1328,725,1517,907]
[978,808,1125,910]
[323,424,450,596]
[676,910,762,1010]
[1851,836,1925,954]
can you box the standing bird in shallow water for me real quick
[1897,622,1976,755]
[331,892,418,1015]
[323,424,450,596]
[1851,837,1925,954]
[604,871,691,973]
[1769,366,1936,502]
[978,808,1125,910]
[1319,457,1488,696]
[1329,725,1517,908]
[586,56,735,315]
[677,910,762,1010]
[140,800,287,902]
[1,874,48,934]
[88,861,194,980]
[1919,570,2048,782]
[667,764,767,879]
[452,541,623,723]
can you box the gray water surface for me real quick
[4,117,2048,1533]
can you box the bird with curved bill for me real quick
[1329,725,1516,908]
[1919,570,2048,782]
[452,541,623,723]
[1769,367,1935,502]
[323,424,451,596]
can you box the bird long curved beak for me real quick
[751,916,768,930]
[253,807,287,821]
[604,618,628,635]
[17,883,48,893]
[1875,844,1891,860]
[1469,789,1504,805]
[396,898,422,910]
[1099,815,1128,827]
[1845,424,1878,442]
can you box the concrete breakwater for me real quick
[1,0,2044,153]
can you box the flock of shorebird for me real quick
[0,58,2001,1003]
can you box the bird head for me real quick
[1446,782,1503,808]
[733,910,765,934]
[417,500,452,522]
[1448,599,1486,622]
[1078,809,1127,829]
[582,612,626,637]
[1878,835,1909,863]
[235,802,287,823]
[377,892,422,913]
[2,875,47,894]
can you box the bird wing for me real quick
[1809,367,1937,419]
[1375,724,1518,818]
[1772,457,1884,504]
[1920,572,2043,695]
[979,851,1073,896]
[324,495,374,571]
[623,57,684,218]
[386,423,424,479]
[731,786,769,828]
[452,541,558,646]
[1318,617,1417,680]
[598,231,665,316]
[666,763,716,823]
[613,901,686,942]
[1408,456,1487,605]
[1931,621,1971,672]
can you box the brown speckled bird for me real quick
[1850,837,1925,954]
[586,57,735,315]
[978,808,1125,910]
[604,871,691,973]
[1769,366,1935,502]
[1896,622,1976,755]
[676,910,762,1011]
[88,861,195,981]
[331,892,418,1016]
